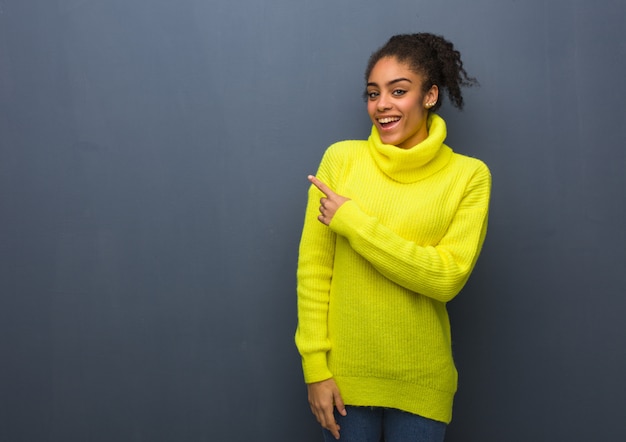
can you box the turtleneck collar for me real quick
[367,113,453,183]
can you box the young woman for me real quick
[295,33,491,442]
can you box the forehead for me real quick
[368,56,424,84]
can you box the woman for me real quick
[295,33,491,441]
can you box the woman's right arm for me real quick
[294,167,337,383]
[295,148,346,438]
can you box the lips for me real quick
[377,116,401,130]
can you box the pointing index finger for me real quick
[308,175,335,197]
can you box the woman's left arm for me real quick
[310,166,491,303]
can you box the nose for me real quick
[377,93,392,111]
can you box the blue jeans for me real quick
[322,406,446,442]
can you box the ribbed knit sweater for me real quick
[295,114,491,423]
[295,113,491,424]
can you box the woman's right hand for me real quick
[307,378,347,440]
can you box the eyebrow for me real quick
[367,77,413,88]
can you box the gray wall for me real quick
[1,0,625,440]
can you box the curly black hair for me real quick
[364,33,477,111]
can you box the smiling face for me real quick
[366,57,438,149]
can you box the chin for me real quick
[381,136,402,146]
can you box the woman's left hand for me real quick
[308,175,350,226]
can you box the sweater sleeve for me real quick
[294,146,342,383]
[330,162,491,303]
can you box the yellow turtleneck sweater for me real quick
[295,114,491,424]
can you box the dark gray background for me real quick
[1,0,625,440]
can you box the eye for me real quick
[392,89,406,96]
[367,91,379,100]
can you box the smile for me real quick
[377,116,401,128]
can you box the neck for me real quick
[367,113,452,183]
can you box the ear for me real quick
[423,84,439,108]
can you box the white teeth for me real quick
[378,117,400,124]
